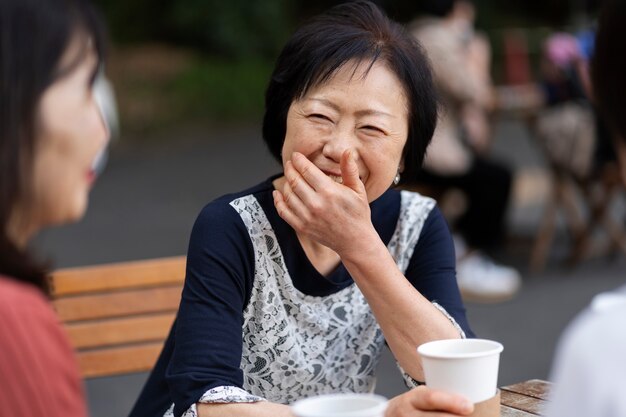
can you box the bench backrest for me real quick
[50,256,186,378]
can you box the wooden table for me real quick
[500,379,551,416]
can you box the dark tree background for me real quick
[95,0,602,59]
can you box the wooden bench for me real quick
[50,256,186,378]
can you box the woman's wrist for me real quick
[336,226,385,265]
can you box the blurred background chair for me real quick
[528,120,626,273]
[523,30,626,273]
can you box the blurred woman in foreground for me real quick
[0,0,108,415]
[546,1,626,416]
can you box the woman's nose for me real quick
[322,128,357,161]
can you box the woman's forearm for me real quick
[341,237,462,381]
[197,401,293,417]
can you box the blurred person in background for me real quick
[0,0,109,415]
[533,31,596,181]
[129,2,477,417]
[534,27,617,184]
[409,0,521,303]
[545,0,626,416]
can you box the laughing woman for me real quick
[0,0,109,415]
[130,2,474,417]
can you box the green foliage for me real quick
[169,0,293,58]
[94,0,597,134]
[168,58,274,121]
[95,0,293,59]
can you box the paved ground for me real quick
[35,118,626,417]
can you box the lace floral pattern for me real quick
[164,386,265,417]
[232,195,384,404]
[169,190,460,415]
[230,191,438,404]
[388,191,436,271]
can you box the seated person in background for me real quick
[129,2,475,417]
[534,31,597,180]
[409,0,521,302]
[0,0,109,415]
[535,29,616,181]
[546,1,626,416]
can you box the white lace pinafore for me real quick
[233,191,434,404]
[168,190,464,416]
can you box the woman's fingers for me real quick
[406,387,474,415]
[289,152,329,192]
[340,150,365,194]
[286,154,341,216]
[284,159,321,209]
[273,189,304,231]
[285,178,312,218]
[385,387,474,417]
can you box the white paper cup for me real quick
[417,338,503,403]
[291,393,388,417]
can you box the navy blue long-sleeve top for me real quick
[129,176,474,417]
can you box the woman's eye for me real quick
[309,113,332,122]
[362,125,384,134]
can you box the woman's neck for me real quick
[297,234,342,277]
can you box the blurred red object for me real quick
[503,30,532,85]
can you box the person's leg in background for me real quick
[456,157,511,251]
[415,157,521,302]
[452,157,521,302]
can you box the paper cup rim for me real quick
[417,338,503,359]
[291,393,388,417]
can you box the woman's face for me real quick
[26,40,108,234]
[281,60,409,203]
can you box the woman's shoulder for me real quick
[397,187,436,201]
[0,276,66,342]
[189,176,279,246]
[397,188,437,215]
[562,289,626,353]
[195,176,277,221]
[0,275,51,316]
[0,275,78,360]
[372,188,437,224]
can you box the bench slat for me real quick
[64,313,176,349]
[53,286,182,322]
[51,256,186,296]
[77,342,164,378]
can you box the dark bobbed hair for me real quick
[262,0,438,184]
[592,0,626,141]
[0,0,106,292]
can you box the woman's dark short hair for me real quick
[0,0,106,292]
[262,0,438,183]
[592,0,626,141]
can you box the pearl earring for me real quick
[393,173,401,185]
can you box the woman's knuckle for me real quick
[309,200,323,214]
[423,390,438,407]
